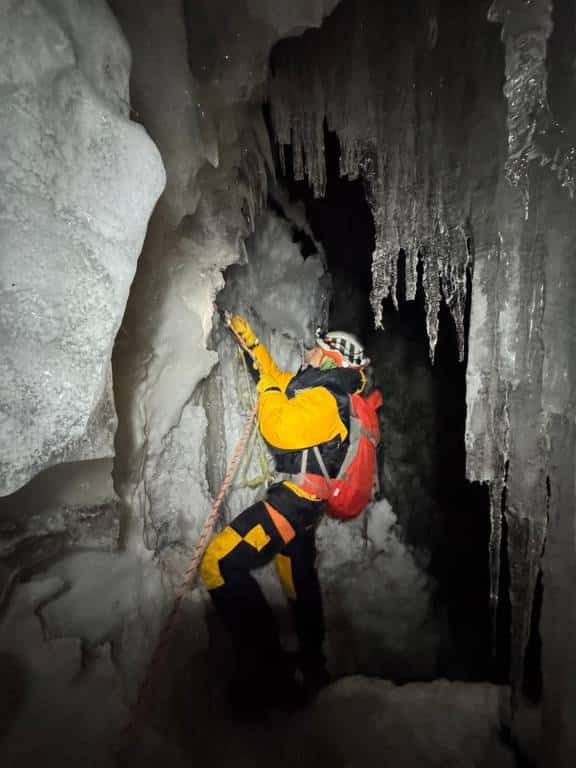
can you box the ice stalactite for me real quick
[483,0,553,699]
[488,0,553,191]
[488,481,504,654]
[489,0,576,199]
[466,3,576,739]
[268,0,484,360]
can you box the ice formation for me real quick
[0,577,128,766]
[0,0,165,495]
[488,0,553,191]
[309,677,514,768]
[268,0,482,360]
[469,0,570,702]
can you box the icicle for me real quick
[421,246,440,361]
[489,480,504,655]
[292,119,305,182]
[267,0,484,349]
[488,0,553,189]
[440,247,469,362]
[370,248,386,328]
[405,249,418,302]
[505,501,547,702]
[252,109,276,182]
[236,120,271,233]
[339,136,362,180]
[370,245,400,327]
[275,142,286,177]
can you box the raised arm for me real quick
[228,314,294,391]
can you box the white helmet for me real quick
[315,329,370,368]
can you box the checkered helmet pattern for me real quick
[316,329,370,368]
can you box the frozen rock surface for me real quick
[0,576,128,767]
[0,0,165,495]
[309,677,514,768]
[318,501,438,678]
[151,675,514,768]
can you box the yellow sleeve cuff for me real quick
[257,374,283,394]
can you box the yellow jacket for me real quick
[251,343,351,450]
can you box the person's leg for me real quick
[200,499,284,663]
[274,528,329,694]
[200,498,303,712]
[264,484,329,695]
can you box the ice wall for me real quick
[0,0,165,495]
[308,678,514,768]
[466,0,554,695]
[469,3,576,764]
[0,0,168,758]
[268,0,501,361]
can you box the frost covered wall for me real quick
[0,0,165,495]
[0,0,167,762]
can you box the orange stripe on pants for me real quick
[264,501,296,544]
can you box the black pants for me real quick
[200,483,325,674]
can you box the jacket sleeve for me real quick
[251,342,294,392]
[258,385,348,450]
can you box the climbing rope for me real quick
[116,399,258,760]
[234,346,274,490]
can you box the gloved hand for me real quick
[229,315,259,349]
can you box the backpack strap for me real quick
[291,448,331,499]
[312,445,331,481]
[300,447,309,475]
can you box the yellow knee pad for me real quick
[199,527,242,590]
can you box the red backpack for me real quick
[297,389,383,520]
